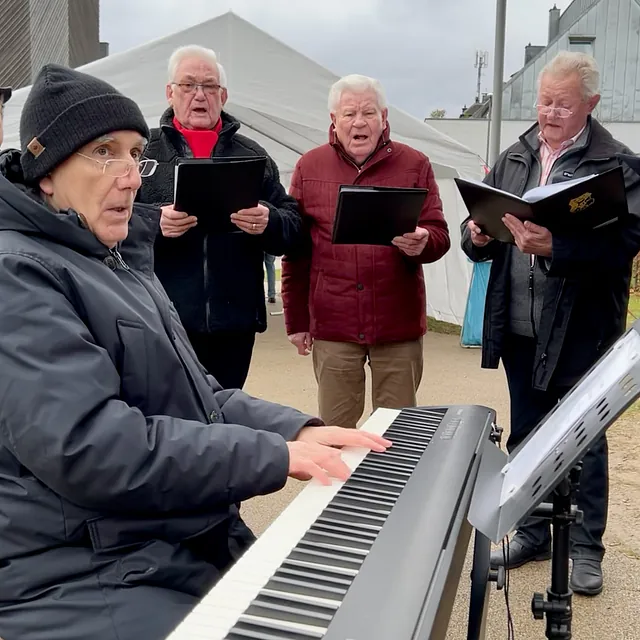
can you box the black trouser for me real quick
[187,330,256,390]
[502,334,608,560]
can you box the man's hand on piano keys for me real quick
[287,426,392,485]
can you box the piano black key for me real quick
[343,476,403,495]
[382,426,429,439]
[322,505,388,527]
[315,515,382,534]
[266,574,347,600]
[246,591,337,627]
[329,501,392,521]
[278,562,355,586]
[356,461,413,480]
[379,441,424,454]
[362,452,416,470]
[288,545,364,571]
[332,491,393,513]
[312,516,381,535]
[303,528,373,551]
[281,558,359,578]
[367,449,422,464]
[309,521,378,542]
[228,615,325,639]
[348,470,406,488]
[296,539,369,559]
[336,486,397,507]
[380,434,432,448]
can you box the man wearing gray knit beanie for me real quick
[0,64,388,640]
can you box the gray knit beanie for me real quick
[20,64,149,182]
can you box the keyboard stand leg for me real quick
[430,518,474,640]
[467,530,505,639]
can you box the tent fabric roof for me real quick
[0,11,484,326]
[1,11,485,181]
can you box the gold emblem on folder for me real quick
[569,192,595,213]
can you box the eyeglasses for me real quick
[76,153,158,178]
[536,105,574,118]
[171,82,222,95]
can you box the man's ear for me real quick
[39,175,54,195]
[381,108,389,128]
[587,94,601,114]
[221,87,229,107]
[165,83,173,105]
[330,112,337,127]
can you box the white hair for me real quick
[328,74,387,113]
[168,45,228,88]
[538,51,600,99]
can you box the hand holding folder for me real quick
[173,156,267,234]
[455,166,628,244]
[331,184,428,246]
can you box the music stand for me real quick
[468,320,640,638]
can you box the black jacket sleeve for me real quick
[259,156,306,256]
[0,253,291,514]
[459,152,507,263]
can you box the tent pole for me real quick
[489,0,507,166]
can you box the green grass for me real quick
[427,317,461,335]
[628,293,640,328]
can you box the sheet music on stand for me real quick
[468,321,640,543]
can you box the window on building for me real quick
[569,37,595,56]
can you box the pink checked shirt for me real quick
[537,125,586,186]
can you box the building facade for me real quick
[502,0,640,122]
[0,0,106,90]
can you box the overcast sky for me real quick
[100,0,572,119]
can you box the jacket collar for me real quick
[160,108,241,154]
[329,121,393,169]
[0,167,160,271]
[517,116,619,162]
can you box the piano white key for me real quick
[166,407,401,640]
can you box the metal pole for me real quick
[489,0,507,166]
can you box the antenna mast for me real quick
[475,50,489,102]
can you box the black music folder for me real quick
[331,185,428,246]
[173,156,266,233]
[454,166,627,244]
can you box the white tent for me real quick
[2,11,485,325]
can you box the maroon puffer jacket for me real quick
[282,127,450,345]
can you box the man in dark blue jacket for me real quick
[137,45,304,389]
[0,64,389,640]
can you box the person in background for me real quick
[282,74,450,429]
[0,84,11,147]
[137,45,304,390]
[0,85,20,181]
[0,63,390,640]
[264,252,276,303]
[461,51,640,596]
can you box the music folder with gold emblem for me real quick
[455,165,627,244]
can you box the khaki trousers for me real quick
[312,338,424,429]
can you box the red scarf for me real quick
[173,117,223,158]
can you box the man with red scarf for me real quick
[138,45,303,390]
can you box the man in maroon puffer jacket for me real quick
[282,74,450,428]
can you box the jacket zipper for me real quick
[529,254,536,339]
[203,234,210,329]
[109,247,130,271]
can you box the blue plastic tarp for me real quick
[460,260,491,347]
